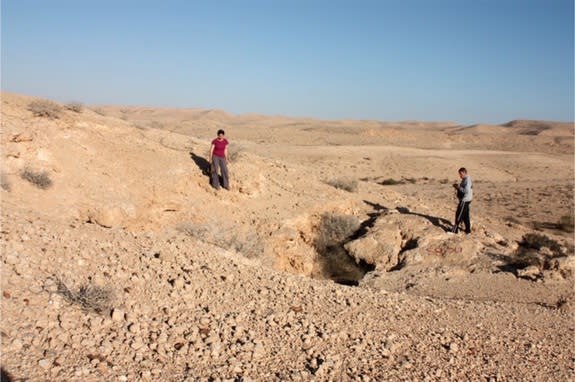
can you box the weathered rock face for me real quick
[268,202,361,278]
[344,211,484,272]
[344,214,403,271]
[551,255,575,278]
[269,223,317,276]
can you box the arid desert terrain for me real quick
[1,92,574,381]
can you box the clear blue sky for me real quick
[2,0,573,124]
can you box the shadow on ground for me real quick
[189,152,211,176]
[363,200,453,231]
[2,368,13,382]
[396,206,453,231]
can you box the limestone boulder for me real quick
[83,203,136,229]
[344,218,403,271]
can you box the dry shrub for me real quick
[558,215,574,233]
[228,144,246,162]
[20,167,53,189]
[179,222,264,259]
[522,233,563,254]
[148,120,164,129]
[379,178,402,186]
[326,178,358,192]
[65,102,83,113]
[504,216,521,225]
[1,174,11,192]
[28,99,62,119]
[510,233,565,271]
[314,212,360,253]
[56,277,115,314]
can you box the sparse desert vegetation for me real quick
[379,178,403,185]
[55,275,115,314]
[314,212,360,254]
[326,177,358,192]
[510,233,565,269]
[179,221,264,259]
[1,173,11,192]
[27,99,62,119]
[64,102,84,113]
[19,167,52,189]
[1,93,573,381]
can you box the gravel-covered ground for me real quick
[2,206,573,381]
[1,94,573,381]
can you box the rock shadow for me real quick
[2,368,13,382]
[356,201,389,238]
[317,246,374,287]
[485,252,519,275]
[314,211,376,286]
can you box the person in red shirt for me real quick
[209,129,230,190]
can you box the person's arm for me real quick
[464,178,472,196]
[209,143,215,163]
[456,178,470,196]
[224,145,229,163]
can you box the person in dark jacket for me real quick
[453,167,472,233]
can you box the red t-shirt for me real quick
[211,138,228,158]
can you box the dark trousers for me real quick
[454,200,471,233]
[211,156,229,189]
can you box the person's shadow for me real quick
[190,152,225,187]
[395,206,453,231]
[189,152,211,177]
[363,200,452,231]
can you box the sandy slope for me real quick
[1,93,573,381]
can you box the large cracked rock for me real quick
[344,216,403,271]
[345,211,483,271]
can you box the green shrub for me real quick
[20,168,53,189]
[28,99,62,119]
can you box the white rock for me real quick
[111,308,125,322]
[11,338,23,351]
[38,359,51,370]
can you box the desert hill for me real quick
[1,93,574,381]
